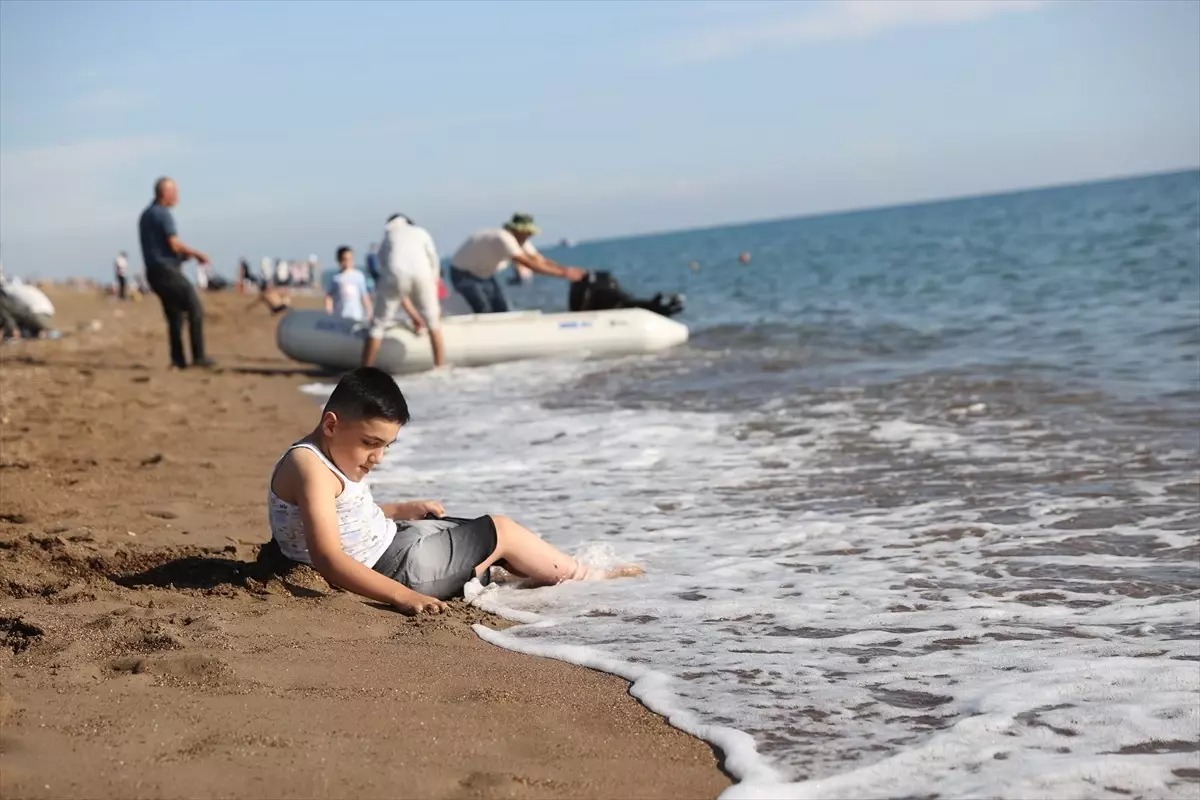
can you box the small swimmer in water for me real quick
[738,252,751,265]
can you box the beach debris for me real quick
[140,453,165,467]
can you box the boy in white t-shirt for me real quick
[325,246,372,323]
[267,367,642,614]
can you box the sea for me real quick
[305,170,1200,799]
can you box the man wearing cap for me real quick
[448,213,586,314]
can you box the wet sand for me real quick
[0,287,729,799]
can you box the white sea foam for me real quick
[302,354,1199,798]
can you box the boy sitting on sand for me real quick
[268,367,641,614]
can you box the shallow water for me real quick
[304,170,1200,799]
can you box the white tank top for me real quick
[268,442,394,567]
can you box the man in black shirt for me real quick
[138,177,213,368]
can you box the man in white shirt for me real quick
[363,214,446,369]
[449,213,586,313]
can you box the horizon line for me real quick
[558,164,1200,250]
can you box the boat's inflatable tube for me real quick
[277,308,688,373]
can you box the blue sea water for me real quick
[312,170,1200,798]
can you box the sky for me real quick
[0,0,1197,279]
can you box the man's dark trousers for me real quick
[148,266,206,367]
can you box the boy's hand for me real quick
[394,592,448,616]
[384,500,445,520]
[410,499,445,518]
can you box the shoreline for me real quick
[0,288,731,799]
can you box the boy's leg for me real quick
[475,515,642,585]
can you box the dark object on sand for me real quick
[568,270,685,318]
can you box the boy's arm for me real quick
[291,453,447,615]
[363,283,374,318]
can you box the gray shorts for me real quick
[371,515,497,600]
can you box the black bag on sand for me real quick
[568,270,685,318]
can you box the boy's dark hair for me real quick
[323,368,410,424]
[336,245,353,262]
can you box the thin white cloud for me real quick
[0,135,187,275]
[0,134,185,223]
[69,86,142,114]
[668,0,1047,63]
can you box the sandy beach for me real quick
[0,288,729,799]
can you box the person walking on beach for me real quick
[114,251,129,299]
[138,176,214,369]
[362,214,447,369]
[325,246,372,323]
[448,213,586,314]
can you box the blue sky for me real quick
[1,0,1197,279]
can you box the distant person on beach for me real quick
[362,214,446,369]
[325,246,372,323]
[114,251,129,299]
[0,278,54,339]
[448,213,587,314]
[138,176,214,369]
[247,285,291,316]
[238,258,261,294]
[268,367,642,615]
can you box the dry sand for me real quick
[0,287,729,799]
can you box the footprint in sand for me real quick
[108,653,232,684]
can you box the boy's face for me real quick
[320,412,400,481]
[339,250,354,270]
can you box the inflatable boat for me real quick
[276,307,689,373]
